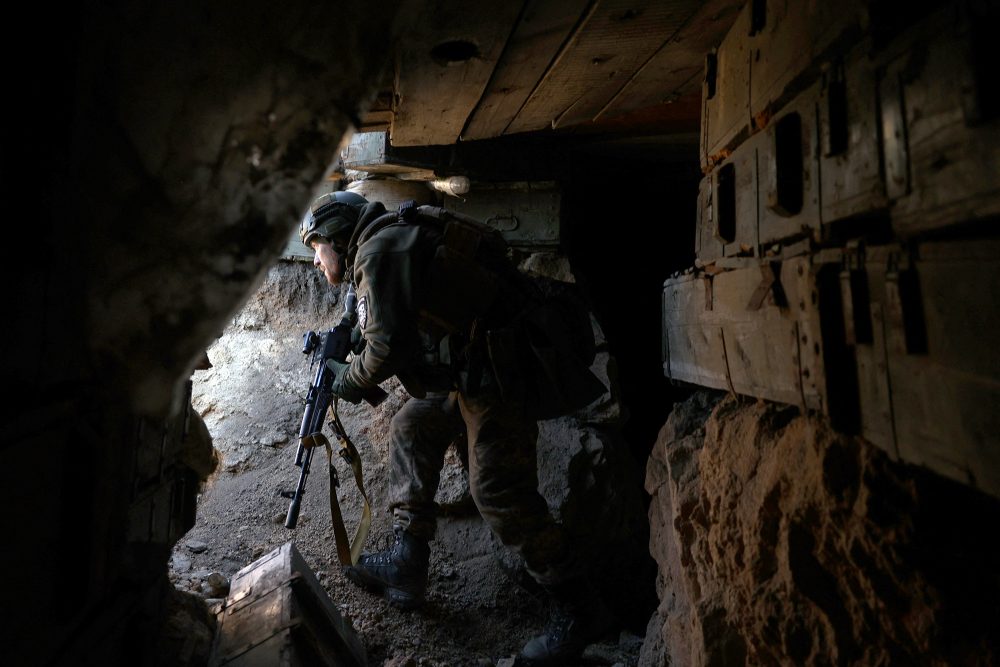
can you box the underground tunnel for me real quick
[4,1,1000,666]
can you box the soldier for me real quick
[300,190,611,665]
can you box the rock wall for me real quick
[4,3,403,665]
[642,391,1000,666]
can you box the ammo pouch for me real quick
[487,291,606,420]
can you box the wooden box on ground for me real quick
[210,542,366,667]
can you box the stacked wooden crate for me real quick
[210,542,366,667]
[664,0,1000,498]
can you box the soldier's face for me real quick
[312,240,344,285]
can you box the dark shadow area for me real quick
[560,155,700,473]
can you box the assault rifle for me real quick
[282,285,387,530]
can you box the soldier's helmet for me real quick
[299,191,368,249]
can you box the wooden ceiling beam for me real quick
[505,0,703,135]
[389,0,523,146]
[461,0,592,141]
[595,0,744,122]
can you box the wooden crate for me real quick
[716,132,761,259]
[210,542,366,667]
[818,41,888,229]
[859,240,1000,498]
[840,243,895,453]
[700,80,826,261]
[701,0,868,170]
[756,81,822,248]
[748,0,868,122]
[695,136,762,265]
[694,174,718,262]
[701,3,752,170]
[878,6,1000,237]
[663,254,832,412]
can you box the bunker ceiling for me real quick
[358,0,742,149]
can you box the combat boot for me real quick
[344,528,430,610]
[518,578,615,666]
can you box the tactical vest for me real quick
[356,202,517,337]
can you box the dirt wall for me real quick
[642,391,1000,666]
[4,4,401,665]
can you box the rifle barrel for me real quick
[285,445,313,529]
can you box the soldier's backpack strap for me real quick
[413,204,508,258]
[389,200,508,258]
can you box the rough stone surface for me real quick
[71,0,404,419]
[6,5,405,664]
[641,391,1000,666]
[151,582,218,667]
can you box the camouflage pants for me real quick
[388,390,573,586]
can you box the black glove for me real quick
[326,359,363,404]
[351,326,366,355]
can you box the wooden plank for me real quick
[886,240,1000,499]
[662,256,831,410]
[854,247,897,455]
[506,0,701,135]
[695,174,723,262]
[663,275,732,388]
[885,20,1000,237]
[756,80,822,248]
[390,1,523,146]
[711,262,801,406]
[597,0,744,121]
[718,131,759,258]
[783,257,828,412]
[702,3,751,168]
[358,90,394,132]
[665,323,732,390]
[818,42,887,226]
[724,318,802,405]
[357,109,393,132]
[462,0,591,141]
[663,273,705,316]
[749,0,868,120]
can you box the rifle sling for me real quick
[322,440,354,566]
[318,402,372,567]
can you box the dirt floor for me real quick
[166,264,644,667]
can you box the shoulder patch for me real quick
[356,295,369,329]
